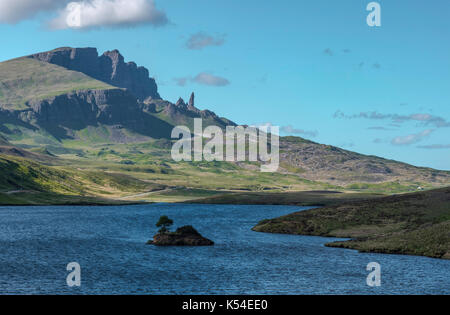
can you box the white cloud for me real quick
[0,0,65,24]
[334,110,450,128]
[0,0,168,28]
[250,123,280,136]
[391,129,433,146]
[173,73,230,87]
[49,0,168,29]
[173,77,189,87]
[281,125,318,138]
[186,32,226,50]
[323,48,333,56]
[193,73,230,87]
[373,138,384,144]
[417,144,450,150]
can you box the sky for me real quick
[0,0,449,170]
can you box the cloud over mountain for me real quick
[193,73,230,86]
[0,0,65,24]
[391,129,433,146]
[173,73,230,87]
[173,77,189,87]
[323,48,333,56]
[334,110,450,128]
[50,0,168,29]
[186,32,226,50]
[0,0,168,29]
[281,125,318,138]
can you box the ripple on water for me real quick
[0,204,449,295]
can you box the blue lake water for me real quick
[0,204,449,295]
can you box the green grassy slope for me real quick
[253,187,450,259]
[0,135,9,145]
[0,58,115,109]
[0,153,165,205]
[279,137,450,189]
[0,154,82,193]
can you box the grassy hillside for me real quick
[0,135,9,145]
[1,134,447,202]
[253,187,450,259]
[0,58,115,109]
[0,153,164,205]
[279,137,450,188]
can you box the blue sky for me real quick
[0,0,449,170]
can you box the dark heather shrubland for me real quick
[253,187,450,259]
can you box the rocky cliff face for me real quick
[26,89,141,128]
[152,93,236,129]
[3,88,173,140]
[22,48,235,135]
[29,47,160,101]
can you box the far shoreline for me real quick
[252,187,450,261]
[1,188,449,261]
[0,189,386,207]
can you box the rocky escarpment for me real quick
[26,89,140,128]
[164,97,226,123]
[148,226,214,246]
[2,88,173,140]
[6,48,235,138]
[28,47,160,101]
[144,92,236,129]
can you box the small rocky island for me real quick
[147,216,214,246]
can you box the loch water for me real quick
[0,204,449,294]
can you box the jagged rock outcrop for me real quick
[20,48,236,135]
[175,97,186,107]
[15,88,173,140]
[2,47,235,142]
[29,47,160,101]
[155,93,236,129]
[188,92,195,107]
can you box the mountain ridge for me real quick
[28,47,160,101]
[0,47,449,193]
[0,49,234,141]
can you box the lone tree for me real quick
[156,215,174,234]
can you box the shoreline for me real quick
[2,188,449,261]
[0,192,150,207]
[0,189,385,207]
[252,187,450,261]
[252,228,450,261]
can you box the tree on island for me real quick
[156,215,174,234]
